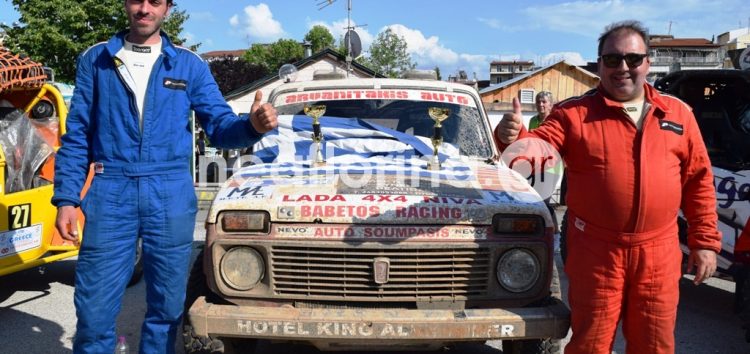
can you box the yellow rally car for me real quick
[0,46,142,284]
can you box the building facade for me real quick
[489,60,535,85]
[647,35,722,82]
[480,60,599,128]
[717,27,750,51]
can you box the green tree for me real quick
[243,38,303,73]
[160,7,196,50]
[208,57,268,95]
[304,25,334,54]
[335,35,349,56]
[1,0,191,82]
[364,28,416,78]
[434,66,442,80]
[243,44,271,71]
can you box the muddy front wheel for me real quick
[182,249,257,353]
[502,338,561,354]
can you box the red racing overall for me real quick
[496,83,721,353]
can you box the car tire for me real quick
[221,338,258,354]
[736,264,750,342]
[502,338,561,354]
[182,249,258,353]
[559,211,567,266]
[127,237,144,286]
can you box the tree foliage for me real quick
[1,0,191,83]
[363,28,416,78]
[242,38,303,73]
[304,25,334,53]
[208,57,268,95]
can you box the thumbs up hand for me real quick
[249,91,278,134]
[497,97,523,144]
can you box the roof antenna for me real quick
[318,0,366,77]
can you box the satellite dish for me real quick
[344,30,362,58]
[740,46,750,71]
[278,63,298,83]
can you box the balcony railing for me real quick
[649,56,721,66]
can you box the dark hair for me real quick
[597,20,649,55]
[125,0,175,5]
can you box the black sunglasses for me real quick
[600,53,648,68]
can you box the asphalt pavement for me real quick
[1,208,748,353]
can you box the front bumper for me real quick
[188,296,570,347]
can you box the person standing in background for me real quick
[528,91,554,130]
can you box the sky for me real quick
[2,0,750,80]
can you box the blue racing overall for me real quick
[52,30,264,354]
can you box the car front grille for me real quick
[270,244,492,301]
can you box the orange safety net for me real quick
[0,46,46,93]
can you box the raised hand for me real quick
[496,97,523,144]
[249,91,278,134]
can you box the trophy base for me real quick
[427,161,441,170]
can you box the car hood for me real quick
[207,157,550,227]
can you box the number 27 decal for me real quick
[9,203,31,230]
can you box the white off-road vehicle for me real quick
[655,68,750,342]
[183,70,570,353]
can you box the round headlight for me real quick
[220,247,265,291]
[496,249,540,293]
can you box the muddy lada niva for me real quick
[183,70,570,353]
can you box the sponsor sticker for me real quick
[131,45,151,53]
[338,176,482,199]
[272,224,489,240]
[233,320,516,338]
[0,224,43,258]
[659,120,684,135]
[278,89,477,108]
[163,78,187,90]
[216,184,274,201]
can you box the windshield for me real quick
[271,88,493,159]
[674,77,750,170]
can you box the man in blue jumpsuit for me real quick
[52,1,278,353]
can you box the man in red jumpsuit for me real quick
[495,20,720,354]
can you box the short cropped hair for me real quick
[126,0,175,5]
[536,91,554,103]
[597,20,649,55]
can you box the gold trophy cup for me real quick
[427,107,451,170]
[304,104,327,166]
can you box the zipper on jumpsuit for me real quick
[112,53,166,158]
[634,102,653,234]
[112,56,141,139]
[111,53,166,219]
[614,101,653,235]
[139,55,165,160]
